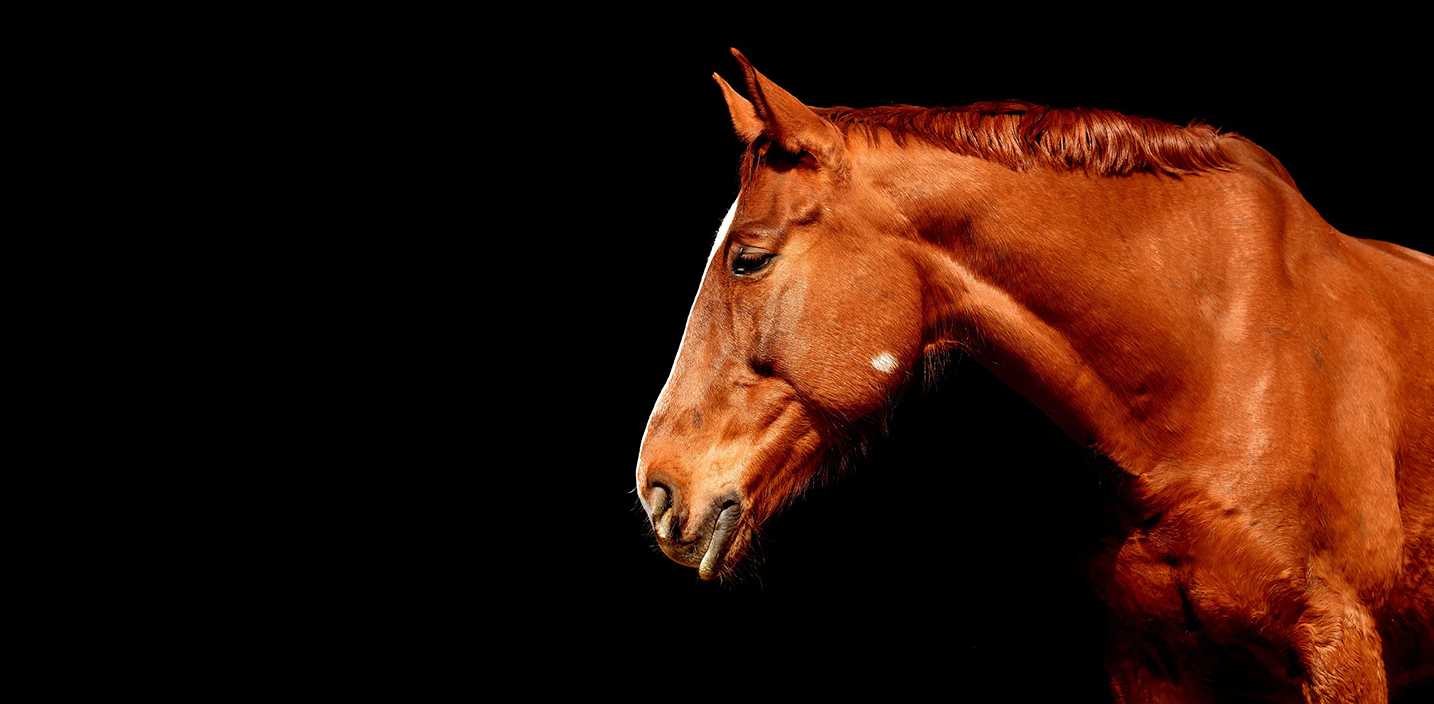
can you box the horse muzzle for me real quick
[644,483,745,580]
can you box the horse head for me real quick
[635,50,932,580]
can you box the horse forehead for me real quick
[734,171,827,229]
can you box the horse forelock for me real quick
[816,101,1233,176]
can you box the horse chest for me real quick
[1090,521,1324,696]
[1091,514,1293,643]
[1093,529,1196,632]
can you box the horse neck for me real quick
[878,145,1257,471]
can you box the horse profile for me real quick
[635,49,1433,701]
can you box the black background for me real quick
[60,14,1427,701]
[478,22,1428,700]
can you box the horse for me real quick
[634,49,1433,702]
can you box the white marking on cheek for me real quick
[871,352,899,374]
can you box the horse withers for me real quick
[635,49,1433,702]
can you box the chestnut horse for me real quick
[635,50,1433,702]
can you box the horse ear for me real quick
[714,72,762,144]
[728,48,845,168]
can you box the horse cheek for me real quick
[783,299,919,419]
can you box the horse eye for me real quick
[732,249,775,276]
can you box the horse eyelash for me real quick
[733,249,775,275]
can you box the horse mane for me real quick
[816,100,1232,176]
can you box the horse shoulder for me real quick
[1336,206,1434,689]
[1085,140,1433,686]
[1196,133,1434,686]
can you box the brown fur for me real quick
[821,100,1232,176]
[638,49,1434,702]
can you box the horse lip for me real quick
[698,502,743,581]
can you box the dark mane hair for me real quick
[816,100,1232,176]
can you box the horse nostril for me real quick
[655,506,679,542]
[648,483,680,541]
[650,483,671,518]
